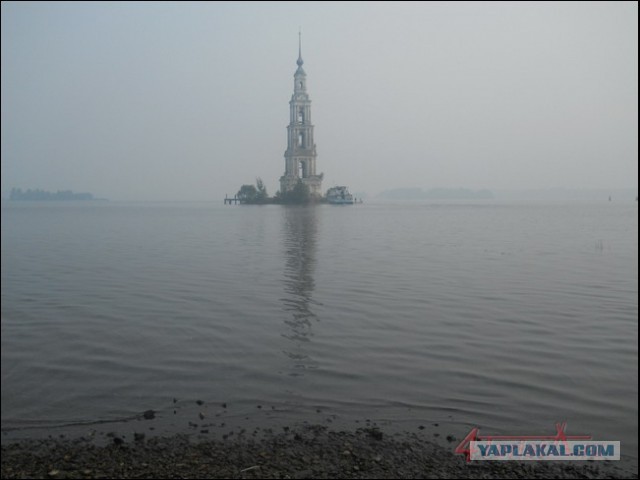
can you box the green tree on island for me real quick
[237,178,269,204]
[237,184,258,203]
[255,178,268,203]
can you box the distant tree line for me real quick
[236,178,312,205]
[10,188,95,201]
[378,187,494,200]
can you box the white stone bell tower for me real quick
[280,32,322,198]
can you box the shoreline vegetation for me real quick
[1,424,635,479]
[9,188,105,201]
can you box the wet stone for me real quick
[142,410,155,420]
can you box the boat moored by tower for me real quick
[326,186,354,205]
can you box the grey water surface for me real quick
[1,201,637,464]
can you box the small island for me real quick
[231,178,314,205]
[9,188,103,201]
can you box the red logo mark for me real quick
[454,422,592,461]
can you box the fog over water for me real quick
[1,3,638,472]
[1,2,637,201]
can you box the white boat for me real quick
[326,186,354,205]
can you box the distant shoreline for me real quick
[8,189,106,202]
[5,198,109,202]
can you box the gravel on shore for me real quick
[1,424,636,479]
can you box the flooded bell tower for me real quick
[280,31,323,198]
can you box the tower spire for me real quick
[297,28,303,67]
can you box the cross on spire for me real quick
[297,28,304,67]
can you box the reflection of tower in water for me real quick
[280,206,320,375]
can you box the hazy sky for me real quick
[1,1,637,200]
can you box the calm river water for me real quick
[1,200,637,464]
